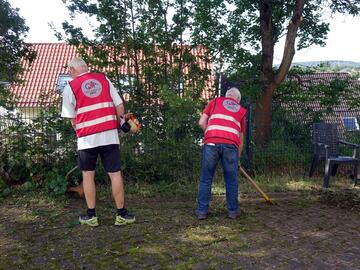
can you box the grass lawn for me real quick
[0,172,359,269]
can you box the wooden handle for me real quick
[239,166,274,204]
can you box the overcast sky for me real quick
[8,0,360,64]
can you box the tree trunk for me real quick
[254,84,276,146]
[255,0,305,146]
[256,0,275,146]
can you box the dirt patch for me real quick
[0,192,359,269]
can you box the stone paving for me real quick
[0,192,359,269]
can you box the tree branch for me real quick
[275,0,305,85]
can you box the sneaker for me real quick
[115,210,136,226]
[227,212,240,219]
[79,215,99,227]
[197,213,207,220]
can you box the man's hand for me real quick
[199,114,209,131]
[70,119,76,131]
[115,103,125,122]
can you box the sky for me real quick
[8,0,360,65]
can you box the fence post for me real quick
[244,100,253,175]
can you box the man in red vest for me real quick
[196,87,247,220]
[61,57,135,227]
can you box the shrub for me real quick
[253,139,311,173]
[121,86,203,183]
[45,169,68,196]
[0,106,77,191]
[0,84,206,192]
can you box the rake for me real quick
[239,166,275,205]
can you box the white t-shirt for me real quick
[61,73,123,150]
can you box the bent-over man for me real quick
[196,87,247,220]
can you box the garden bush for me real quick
[0,86,205,193]
[0,106,77,192]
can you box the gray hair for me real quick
[225,87,241,102]
[68,57,88,71]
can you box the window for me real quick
[342,117,359,130]
[118,76,136,94]
[56,74,72,94]
[0,81,10,89]
[0,106,17,131]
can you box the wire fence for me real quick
[246,99,360,177]
[1,102,360,185]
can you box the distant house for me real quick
[281,72,360,132]
[10,43,77,118]
[10,43,214,119]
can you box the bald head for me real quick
[68,57,89,78]
[225,87,241,103]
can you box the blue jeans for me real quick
[196,143,239,216]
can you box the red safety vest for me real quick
[69,72,118,137]
[204,97,247,148]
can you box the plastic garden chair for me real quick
[308,122,359,187]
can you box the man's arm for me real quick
[70,118,76,131]
[239,113,246,155]
[115,103,125,122]
[199,113,209,131]
[107,78,124,122]
[61,85,76,131]
[199,99,215,131]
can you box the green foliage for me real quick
[121,86,203,182]
[1,187,12,199]
[276,69,360,121]
[215,0,359,144]
[55,0,213,185]
[60,0,213,101]
[254,67,360,172]
[45,169,68,196]
[0,1,37,184]
[272,108,312,147]
[0,113,32,184]
[0,88,204,192]
[3,0,360,193]
[0,0,36,106]
[0,102,77,191]
[58,0,360,148]
[0,177,9,198]
[19,181,36,192]
[252,139,311,173]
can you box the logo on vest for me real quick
[81,79,102,98]
[223,100,240,112]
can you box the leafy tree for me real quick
[57,0,210,182]
[59,0,360,148]
[0,0,36,107]
[59,0,210,106]
[191,0,360,145]
[255,0,359,145]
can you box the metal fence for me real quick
[244,99,360,176]
[1,102,360,184]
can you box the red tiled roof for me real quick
[286,72,359,101]
[287,72,353,87]
[11,43,214,107]
[12,43,78,107]
[281,72,360,132]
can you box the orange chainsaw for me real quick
[120,112,141,134]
